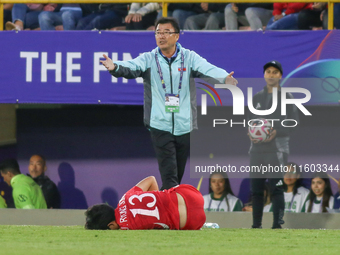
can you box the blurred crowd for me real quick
[3,2,340,31]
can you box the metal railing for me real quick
[0,0,338,31]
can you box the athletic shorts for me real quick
[174,184,206,230]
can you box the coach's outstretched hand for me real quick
[225,71,238,86]
[100,54,116,71]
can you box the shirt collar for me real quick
[158,43,179,62]
[210,192,226,201]
[10,174,21,186]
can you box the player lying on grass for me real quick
[85,176,206,230]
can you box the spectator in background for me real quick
[322,3,340,29]
[266,2,312,30]
[225,3,273,30]
[283,163,309,213]
[0,195,7,208]
[244,4,273,30]
[184,3,226,30]
[125,3,160,30]
[39,4,82,30]
[27,155,60,209]
[76,4,128,30]
[225,3,248,30]
[333,178,340,209]
[157,4,202,30]
[203,171,243,212]
[298,2,326,29]
[3,4,13,30]
[0,159,47,209]
[5,3,58,31]
[305,172,334,213]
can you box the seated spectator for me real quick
[298,2,326,30]
[157,4,203,30]
[332,178,340,209]
[304,172,334,213]
[184,3,226,30]
[76,4,128,30]
[244,4,273,30]
[322,3,340,29]
[0,159,47,209]
[125,3,160,30]
[266,2,312,30]
[5,3,58,31]
[0,195,7,208]
[27,155,60,209]
[243,182,272,212]
[283,163,309,212]
[39,4,82,30]
[203,171,243,212]
[3,4,13,30]
[225,3,273,30]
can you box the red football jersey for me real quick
[115,186,180,230]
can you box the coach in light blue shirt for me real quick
[100,17,237,190]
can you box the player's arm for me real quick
[13,186,35,209]
[136,176,159,192]
[101,54,146,79]
[191,51,237,85]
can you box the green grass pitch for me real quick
[1,225,339,255]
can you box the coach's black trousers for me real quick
[250,152,287,228]
[150,128,190,190]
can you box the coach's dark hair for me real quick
[85,204,116,230]
[155,17,180,33]
[0,159,21,175]
[283,162,303,196]
[307,172,333,213]
[209,170,234,211]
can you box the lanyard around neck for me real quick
[208,195,226,212]
[155,50,184,93]
[288,194,296,211]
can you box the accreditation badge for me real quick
[165,93,180,113]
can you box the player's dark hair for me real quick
[155,17,180,33]
[0,159,21,175]
[85,204,116,230]
[283,162,303,195]
[209,170,235,211]
[307,172,333,213]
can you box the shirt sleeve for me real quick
[136,3,160,16]
[125,186,143,196]
[190,51,229,84]
[13,186,35,209]
[128,3,141,14]
[284,3,308,15]
[110,53,148,79]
